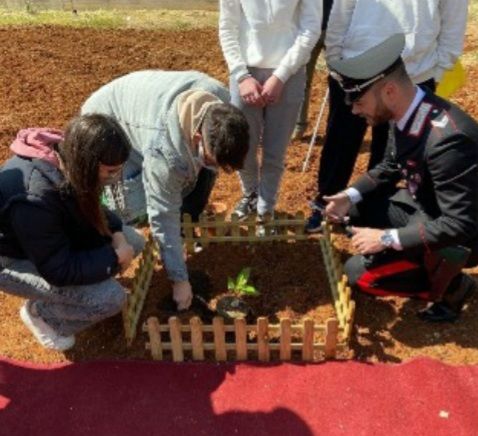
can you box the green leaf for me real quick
[237,273,246,288]
[244,285,259,295]
[227,277,235,291]
[237,267,250,288]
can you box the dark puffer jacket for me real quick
[0,155,121,286]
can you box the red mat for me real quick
[1,357,477,436]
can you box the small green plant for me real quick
[228,267,259,296]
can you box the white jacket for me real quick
[219,0,322,83]
[325,0,468,83]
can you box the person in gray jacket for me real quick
[82,70,249,310]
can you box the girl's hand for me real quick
[239,77,265,107]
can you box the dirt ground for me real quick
[1,26,478,364]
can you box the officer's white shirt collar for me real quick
[396,86,426,131]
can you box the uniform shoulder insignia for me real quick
[409,102,432,137]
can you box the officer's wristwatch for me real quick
[380,229,394,248]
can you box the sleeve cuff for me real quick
[350,173,378,196]
[397,224,425,250]
[344,187,362,204]
[233,66,251,83]
[389,229,403,251]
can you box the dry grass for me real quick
[0,8,218,29]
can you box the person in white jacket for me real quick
[219,0,322,221]
[305,0,468,233]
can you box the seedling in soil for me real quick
[227,267,260,297]
[216,268,258,320]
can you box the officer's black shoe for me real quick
[305,199,327,234]
[417,302,460,323]
[418,273,476,322]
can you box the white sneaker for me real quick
[20,301,75,351]
[256,212,276,237]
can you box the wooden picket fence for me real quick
[137,215,355,362]
[182,211,308,253]
[122,234,157,346]
[320,223,356,340]
[144,316,345,362]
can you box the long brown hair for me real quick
[58,114,131,236]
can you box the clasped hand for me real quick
[239,75,284,107]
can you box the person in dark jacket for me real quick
[0,114,145,350]
[324,34,478,322]
[292,0,334,140]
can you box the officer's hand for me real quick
[172,281,193,311]
[261,75,284,105]
[323,192,351,222]
[239,77,265,107]
[351,227,386,254]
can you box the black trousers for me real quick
[317,77,436,198]
[295,0,334,128]
[344,188,478,295]
[344,189,428,289]
[181,167,216,222]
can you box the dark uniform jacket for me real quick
[0,156,122,286]
[351,90,478,260]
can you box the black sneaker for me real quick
[418,273,476,322]
[233,192,258,221]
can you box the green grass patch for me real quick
[0,8,218,30]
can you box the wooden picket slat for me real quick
[344,299,356,341]
[198,214,210,249]
[295,211,305,236]
[216,213,225,237]
[146,317,162,360]
[324,318,339,359]
[234,318,248,361]
[257,317,270,362]
[280,318,292,361]
[169,317,184,362]
[302,318,314,362]
[190,316,204,361]
[213,317,227,361]
[231,213,241,245]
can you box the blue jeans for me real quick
[0,226,145,337]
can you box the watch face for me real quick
[381,232,393,247]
